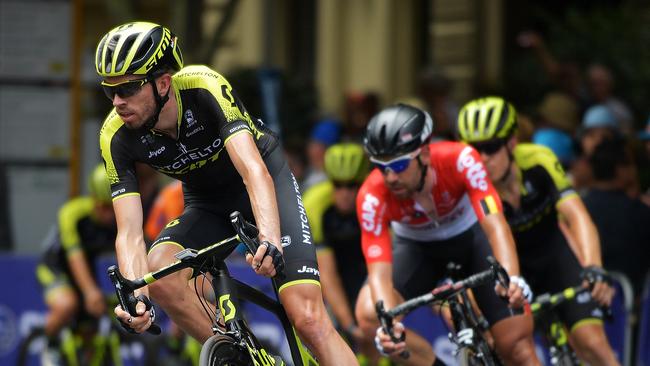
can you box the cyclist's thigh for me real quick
[464,223,519,326]
[391,236,450,300]
[36,263,79,306]
[150,207,233,255]
[265,147,320,290]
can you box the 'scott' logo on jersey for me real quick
[457,146,488,191]
[361,193,382,235]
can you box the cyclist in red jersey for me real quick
[354,104,540,365]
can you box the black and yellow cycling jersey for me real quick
[99,65,279,200]
[37,197,117,294]
[504,143,578,243]
[303,181,366,304]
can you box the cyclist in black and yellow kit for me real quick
[36,164,116,363]
[303,143,378,362]
[456,96,619,366]
[95,22,357,365]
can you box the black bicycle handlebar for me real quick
[374,256,507,359]
[106,211,286,336]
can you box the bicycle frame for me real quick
[108,211,318,366]
[530,286,587,366]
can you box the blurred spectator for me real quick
[302,118,342,191]
[517,31,633,134]
[416,67,459,140]
[586,63,634,134]
[342,92,380,142]
[536,91,580,134]
[532,128,576,169]
[283,140,308,184]
[582,138,650,297]
[637,117,650,206]
[571,105,621,191]
[517,31,588,109]
[144,181,184,242]
[516,112,535,142]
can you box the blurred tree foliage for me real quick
[504,2,650,127]
[226,68,318,145]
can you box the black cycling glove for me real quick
[581,265,612,286]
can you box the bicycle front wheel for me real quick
[199,334,251,366]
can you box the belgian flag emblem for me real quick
[480,195,499,216]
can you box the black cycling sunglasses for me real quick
[471,139,506,155]
[332,181,360,190]
[101,77,150,100]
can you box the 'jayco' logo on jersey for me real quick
[297,266,320,276]
[361,193,382,235]
[148,146,166,158]
[184,109,197,127]
[457,146,488,191]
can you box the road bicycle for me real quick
[376,256,508,366]
[108,211,319,366]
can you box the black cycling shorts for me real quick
[150,146,320,292]
[517,229,603,330]
[392,222,520,326]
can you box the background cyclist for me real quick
[456,96,619,366]
[303,142,378,362]
[36,164,116,364]
[354,104,540,366]
[95,22,358,365]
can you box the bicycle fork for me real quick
[210,262,280,365]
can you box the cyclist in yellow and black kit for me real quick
[456,96,619,366]
[303,143,378,362]
[36,164,116,362]
[95,21,357,365]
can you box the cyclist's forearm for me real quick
[244,166,281,248]
[480,213,520,276]
[367,262,398,309]
[558,198,602,267]
[115,233,150,289]
[67,251,101,293]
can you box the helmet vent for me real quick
[133,37,154,67]
[115,34,138,73]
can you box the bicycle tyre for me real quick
[457,344,498,366]
[199,334,251,366]
[15,327,70,366]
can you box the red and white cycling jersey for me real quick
[356,141,503,264]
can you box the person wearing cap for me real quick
[303,118,342,191]
[95,21,358,364]
[36,164,117,365]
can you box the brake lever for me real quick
[107,265,161,335]
[375,300,409,359]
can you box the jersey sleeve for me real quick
[455,145,503,220]
[356,177,392,264]
[99,112,139,200]
[57,198,94,256]
[176,66,261,145]
[532,145,577,205]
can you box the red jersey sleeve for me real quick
[454,145,503,220]
[356,172,393,264]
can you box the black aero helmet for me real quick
[363,103,434,157]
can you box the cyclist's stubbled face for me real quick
[103,75,158,130]
[478,139,512,182]
[381,146,429,199]
[332,183,359,214]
